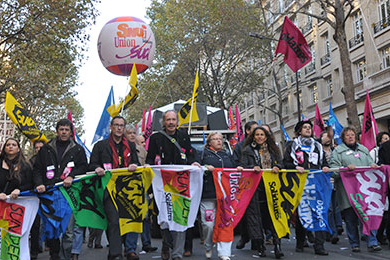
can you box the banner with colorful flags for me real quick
[228,107,238,149]
[152,165,203,232]
[313,104,325,138]
[106,168,155,235]
[144,106,153,150]
[340,166,390,235]
[274,16,312,72]
[60,172,112,230]
[212,168,262,243]
[0,197,39,260]
[92,86,115,144]
[235,105,244,142]
[107,64,139,117]
[4,91,48,143]
[328,102,344,145]
[361,89,378,151]
[298,171,333,233]
[263,170,308,238]
[178,71,200,126]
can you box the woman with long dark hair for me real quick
[0,138,33,200]
[240,127,284,259]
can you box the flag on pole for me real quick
[178,71,200,126]
[4,91,48,143]
[302,113,305,120]
[141,108,146,133]
[328,102,344,145]
[92,86,115,144]
[107,65,139,117]
[67,109,91,160]
[274,16,312,72]
[228,107,238,149]
[67,109,76,139]
[281,124,291,141]
[313,104,325,138]
[361,89,378,151]
[235,105,244,142]
[144,106,153,150]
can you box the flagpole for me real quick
[187,96,195,135]
[296,71,301,121]
[120,83,129,117]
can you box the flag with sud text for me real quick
[59,172,112,230]
[0,197,39,260]
[152,165,203,231]
[106,168,155,235]
[263,170,308,238]
[4,91,48,143]
[361,89,378,151]
[212,169,262,243]
[298,171,333,233]
[274,16,312,72]
[107,64,139,117]
[178,71,200,126]
[340,166,390,235]
[313,104,325,138]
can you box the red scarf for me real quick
[109,134,131,168]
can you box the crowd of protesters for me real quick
[1,111,390,260]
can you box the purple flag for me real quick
[340,165,390,235]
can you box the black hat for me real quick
[294,119,313,134]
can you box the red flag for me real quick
[313,104,325,138]
[228,107,238,149]
[235,105,244,142]
[144,106,153,150]
[67,109,76,139]
[141,108,146,132]
[274,16,312,72]
[361,89,378,151]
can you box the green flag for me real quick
[60,172,112,229]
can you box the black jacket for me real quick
[199,147,235,199]
[379,140,390,165]
[89,138,139,171]
[283,139,328,169]
[33,138,88,187]
[0,160,33,194]
[146,130,197,165]
[232,140,244,167]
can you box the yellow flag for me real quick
[262,170,308,238]
[106,167,155,235]
[107,65,139,117]
[178,71,199,126]
[4,91,48,143]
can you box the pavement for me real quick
[34,230,390,260]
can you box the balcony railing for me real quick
[301,21,313,35]
[373,16,390,34]
[349,33,364,48]
[305,62,315,74]
[320,53,331,65]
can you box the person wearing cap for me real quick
[283,119,330,256]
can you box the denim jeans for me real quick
[125,232,139,253]
[71,225,85,254]
[141,218,151,246]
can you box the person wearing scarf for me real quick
[90,116,140,260]
[240,127,284,259]
[283,120,330,256]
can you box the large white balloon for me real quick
[98,16,156,76]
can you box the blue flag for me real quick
[298,171,333,233]
[281,124,291,141]
[328,102,344,144]
[76,133,91,161]
[202,131,206,145]
[92,86,115,144]
[258,119,261,126]
[302,113,305,120]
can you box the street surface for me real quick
[35,229,390,260]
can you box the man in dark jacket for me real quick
[146,110,200,260]
[34,119,88,260]
[283,119,330,256]
[89,115,139,260]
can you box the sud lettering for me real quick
[356,170,385,216]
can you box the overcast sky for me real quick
[76,0,151,148]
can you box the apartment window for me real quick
[353,11,363,36]
[270,104,277,121]
[325,76,333,97]
[324,34,330,55]
[247,93,254,107]
[355,59,367,82]
[381,46,390,69]
[283,64,288,84]
[378,0,390,22]
[282,98,288,116]
[278,0,284,13]
[309,84,318,104]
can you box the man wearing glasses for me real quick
[89,116,140,260]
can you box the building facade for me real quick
[240,0,390,143]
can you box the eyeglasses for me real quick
[112,124,125,128]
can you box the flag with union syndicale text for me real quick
[263,170,308,238]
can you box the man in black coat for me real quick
[89,116,139,260]
[34,119,88,260]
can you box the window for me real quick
[321,34,331,65]
[381,46,390,69]
[355,59,367,82]
[353,11,363,36]
[325,76,333,97]
[270,104,277,121]
[282,98,288,116]
[309,84,318,104]
[278,0,284,13]
[378,0,390,22]
[247,93,254,107]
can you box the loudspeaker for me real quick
[208,110,228,130]
[152,110,163,131]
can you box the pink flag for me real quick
[340,165,390,235]
[235,105,244,142]
[361,89,378,151]
[144,106,153,150]
[141,108,146,133]
[313,104,325,138]
[274,16,312,72]
[67,109,76,139]
[228,107,238,149]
